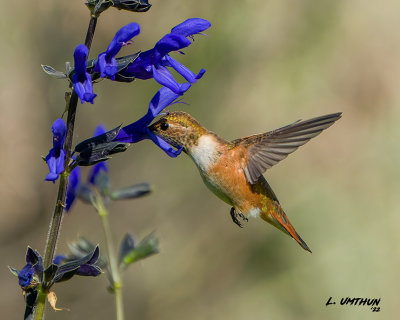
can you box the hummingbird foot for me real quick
[230,207,248,228]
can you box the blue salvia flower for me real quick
[45,118,67,182]
[97,23,140,80]
[115,87,184,157]
[15,247,42,290]
[65,165,81,212]
[171,18,211,38]
[88,125,108,184]
[73,44,97,104]
[53,255,66,265]
[18,263,35,289]
[13,247,101,291]
[118,18,211,94]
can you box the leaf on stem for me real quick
[111,182,152,201]
[112,0,152,12]
[120,233,159,268]
[118,233,136,265]
[41,65,67,79]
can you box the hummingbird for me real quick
[149,111,342,252]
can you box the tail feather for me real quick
[261,203,312,253]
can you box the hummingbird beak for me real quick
[148,120,184,151]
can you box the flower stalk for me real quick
[94,193,124,320]
[33,286,46,320]
[34,16,98,320]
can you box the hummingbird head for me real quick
[149,111,207,151]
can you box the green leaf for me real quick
[118,233,135,265]
[110,182,151,201]
[112,0,152,13]
[41,65,67,79]
[85,0,113,15]
[120,234,159,267]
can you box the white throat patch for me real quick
[248,208,261,218]
[189,135,220,172]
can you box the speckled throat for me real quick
[150,111,213,151]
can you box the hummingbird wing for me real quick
[231,112,342,184]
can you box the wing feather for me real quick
[232,113,342,184]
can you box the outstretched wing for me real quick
[231,113,342,184]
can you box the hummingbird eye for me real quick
[160,122,169,131]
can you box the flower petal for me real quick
[73,44,96,103]
[154,34,191,58]
[98,23,140,80]
[18,264,34,288]
[152,65,191,94]
[171,18,211,38]
[45,155,58,181]
[164,55,206,83]
[73,44,89,82]
[147,129,183,157]
[53,255,66,265]
[55,149,65,175]
[65,166,81,212]
[73,73,97,104]
[98,53,118,80]
[45,151,64,182]
[115,87,183,146]
[106,22,140,58]
[148,86,183,117]
[52,119,67,148]
[115,123,148,143]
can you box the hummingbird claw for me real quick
[230,207,247,228]
[238,212,248,222]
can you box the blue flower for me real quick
[18,263,34,288]
[88,125,109,184]
[53,255,66,265]
[171,18,212,38]
[45,119,67,182]
[115,87,184,157]
[118,18,211,94]
[65,165,81,212]
[13,246,101,291]
[97,23,140,80]
[14,247,42,289]
[73,44,97,104]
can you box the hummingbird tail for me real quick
[261,204,312,253]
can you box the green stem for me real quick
[96,196,124,320]
[33,15,98,320]
[33,288,47,320]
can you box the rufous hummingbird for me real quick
[149,111,342,252]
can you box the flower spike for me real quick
[117,18,211,94]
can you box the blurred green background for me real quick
[1,0,398,319]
